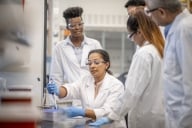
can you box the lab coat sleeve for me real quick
[108,51,152,120]
[61,80,82,100]
[94,79,124,119]
[178,20,192,127]
[49,44,64,86]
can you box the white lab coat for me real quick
[48,35,102,106]
[50,35,102,85]
[62,73,127,128]
[108,42,165,128]
[163,9,192,128]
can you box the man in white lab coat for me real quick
[49,6,102,106]
[144,0,192,128]
[124,0,145,15]
[50,6,102,84]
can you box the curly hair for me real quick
[63,6,83,25]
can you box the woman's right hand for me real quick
[47,83,59,96]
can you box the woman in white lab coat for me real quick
[90,9,165,128]
[110,9,165,128]
[47,49,126,128]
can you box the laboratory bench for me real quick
[39,107,114,128]
[0,89,113,128]
[0,104,113,128]
[39,117,112,128]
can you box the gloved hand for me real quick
[47,82,59,96]
[63,106,85,118]
[89,117,112,126]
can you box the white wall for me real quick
[56,0,128,28]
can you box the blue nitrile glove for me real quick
[63,106,85,118]
[89,117,111,126]
[47,82,59,96]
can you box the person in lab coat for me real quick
[124,0,146,54]
[144,0,192,128]
[47,49,127,128]
[124,0,145,15]
[89,9,165,128]
[49,6,102,86]
[49,6,102,106]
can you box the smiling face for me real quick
[87,52,109,82]
[67,17,84,38]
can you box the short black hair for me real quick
[63,6,83,24]
[124,0,145,8]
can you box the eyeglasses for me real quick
[145,7,159,14]
[68,21,84,29]
[127,31,137,39]
[86,60,106,66]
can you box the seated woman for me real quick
[47,49,126,128]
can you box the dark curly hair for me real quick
[63,6,83,25]
[124,0,145,8]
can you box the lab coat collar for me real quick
[85,73,112,105]
[93,73,112,90]
[83,35,92,45]
[167,8,189,36]
[62,42,79,66]
[62,35,90,67]
[86,73,111,90]
[137,41,150,49]
[64,34,89,46]
[165,8,190,51]
[102,73,113,90]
